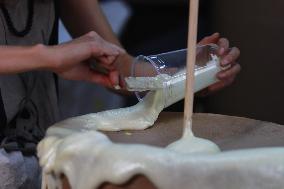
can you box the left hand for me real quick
[198,33,241,96]
[48,31,125,88]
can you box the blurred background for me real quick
[59,0,284,125]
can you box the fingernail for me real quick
[213,32,219,36]
[114,85,121,90]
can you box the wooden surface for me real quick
[105,112,284,150]
[62,112,284,189]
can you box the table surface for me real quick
[62,113,284,189]
[104,112,284,151]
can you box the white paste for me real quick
[38,56,284,189]
[38,131,284,189]
[125,74,172,91]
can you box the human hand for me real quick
[198,33,241,95]
[48,31,125,88]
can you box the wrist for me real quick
[33,44,61,72]
[32,44,53,70]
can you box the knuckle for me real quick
[87,31,98,38]
[204,36,210,41]
[236,64,241,72]
[220,38,227,43]
[224,71,230,78]
[226,55,233,63]
[230,65,240,76]
[222,38,230,47]
[234,46,240,53]
[236,48,241,56]
[232,47,240,55]
[89,41,96,49]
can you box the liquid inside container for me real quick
[129,44,221,101]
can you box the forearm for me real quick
[60,0,121,46]
[0,45,53,74]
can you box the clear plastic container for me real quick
[126,43,220,100]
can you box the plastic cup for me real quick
[129,44,220,100]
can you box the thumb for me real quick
[198,33,220,45]
[109,70,120,87]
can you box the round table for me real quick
[61,113,284,189]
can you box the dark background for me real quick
[204,0,284,125]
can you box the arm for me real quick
[0,32,124,87]
[0,44,49,74]
[59,0,121,45]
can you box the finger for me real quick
[119,74,127,89]
[88,37,122,57]
[90,62,115,76]
[196,88,210,97]
[217,64,241,79]
[207,82,226,93]
[88,68,120,89]
[207,77,235,93]
[108,43,125,54]
[99,44,124,57]
[60,63,113,88]
[72,32,125,63]
[109,70,120,87]
[85,31,123,53]
[198,33,220,45]
[89,71,113,87]
[217,38,230,55]
[91,44,120,58]
[99,39,125,54]
[221,47,240,66]
[98,55,118,65]
[96,54,120,70]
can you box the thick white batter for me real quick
[37,58,284,189]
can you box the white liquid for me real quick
[38,57,284,189]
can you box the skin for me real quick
[0,31,124,87]
[0,0,240,93]
[198,33,241,95]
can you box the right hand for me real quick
[197,33,241,96]
[47,31,125,88]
